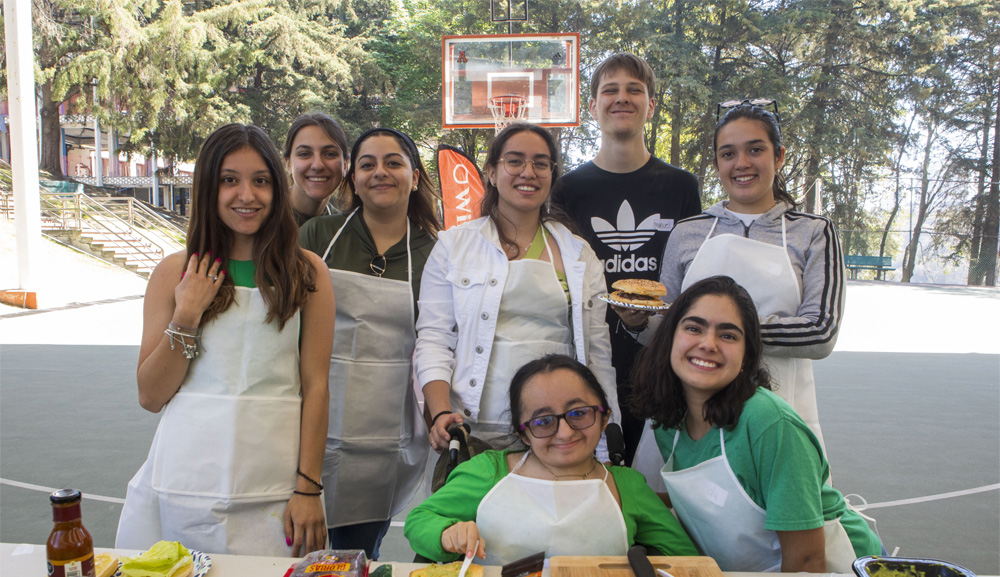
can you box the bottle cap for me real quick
[50,489,82,504]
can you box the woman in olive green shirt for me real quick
[299,128,439,559]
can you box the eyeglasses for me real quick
[369,254,386,277]
[519,405,606,438]
[498,156,555,177]
[716,98,780,123]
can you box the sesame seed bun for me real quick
[609,279,667,306]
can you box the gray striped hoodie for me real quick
[645,200,845,359]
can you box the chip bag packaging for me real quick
[288,550,369,577]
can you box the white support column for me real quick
[4,0,42,292]
[93,86,103,187]
[108,126,117,176]
[151,145,160,206]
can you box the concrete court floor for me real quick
[1,257,998,573]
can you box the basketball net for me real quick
[488,95,528,134]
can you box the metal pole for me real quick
[151,145,160,206]
[4,0,42,291]
[93,87,103,188]
[108,126,117,176]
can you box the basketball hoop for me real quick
[488,95,528,134]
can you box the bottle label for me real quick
[48,553,95,577]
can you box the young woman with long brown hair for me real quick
[117,124,334,557]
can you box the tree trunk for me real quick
[669,0,684,168]
[967,103,991,285]
[981,85,1000,286]
[670,100,682,167]
[647,86,666,158]
[39,80,65,179]
[880,114,916,258]
[803,0,846,215]
[902,126,936,282]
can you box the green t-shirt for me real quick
[404,449,697,563]
[226,259,256,288]
[655,388,881,556]
[298,211,436,309]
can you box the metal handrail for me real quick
[39,193,177,269]
[80,196,187,245]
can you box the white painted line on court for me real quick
[1,478,126,504]
[5,477,997,517]
[862,484,1000,509]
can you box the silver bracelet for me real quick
[164,324,201,359]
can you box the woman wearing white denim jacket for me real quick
[415,124,617,452]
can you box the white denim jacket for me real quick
[414,217,618,422]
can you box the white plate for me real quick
[597,292,670,311]
[115,550,211,577]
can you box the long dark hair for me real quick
[481,123,572,258]
[509,354,612,439]
[714,105,798,209]
[187,124,315,329]
[339,127,441,237]
[629,276,770,430]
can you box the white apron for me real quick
[320,210,429,526]
[681,216,825,448]
[474,228,573,428]
[117,288,304,556]
[660,429,855,572]
[477,451,629,565]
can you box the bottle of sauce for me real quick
[47,489,95,577]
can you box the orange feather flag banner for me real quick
[437,144,485,230]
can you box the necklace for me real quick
[533,453,600,481]
[506,224,543,256]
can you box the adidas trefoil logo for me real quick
[591,201,659,252]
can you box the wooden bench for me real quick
[845,254,895,280]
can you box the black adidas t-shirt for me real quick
[551,156,701,381]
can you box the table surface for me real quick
[4,543,992,577]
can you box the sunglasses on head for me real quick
[716,98,780,123]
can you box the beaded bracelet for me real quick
[296,468,324,491]
[293,490,322,497]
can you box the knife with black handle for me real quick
[628,545,656,577]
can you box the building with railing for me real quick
[0,99,193,214]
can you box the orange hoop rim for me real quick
[488,95,528,133]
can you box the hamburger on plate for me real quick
[609,279,667,307]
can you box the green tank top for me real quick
[227,259,256,288]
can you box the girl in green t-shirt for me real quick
[630,276,881,573]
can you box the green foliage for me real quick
[8,0,997,280]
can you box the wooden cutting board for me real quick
[550,556,723,577]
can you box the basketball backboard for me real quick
[442,33,580,130]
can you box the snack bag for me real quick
[289,550,369,577]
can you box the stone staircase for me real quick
[3,180,186,279]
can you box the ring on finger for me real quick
[209,273,219,281]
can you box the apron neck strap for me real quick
[322,208,416,325]
[516,449,609,481]
[511,450,532,473]
[705,217,720,240]
[321,207,359,261]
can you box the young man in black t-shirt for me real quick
[551,53,701,464]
